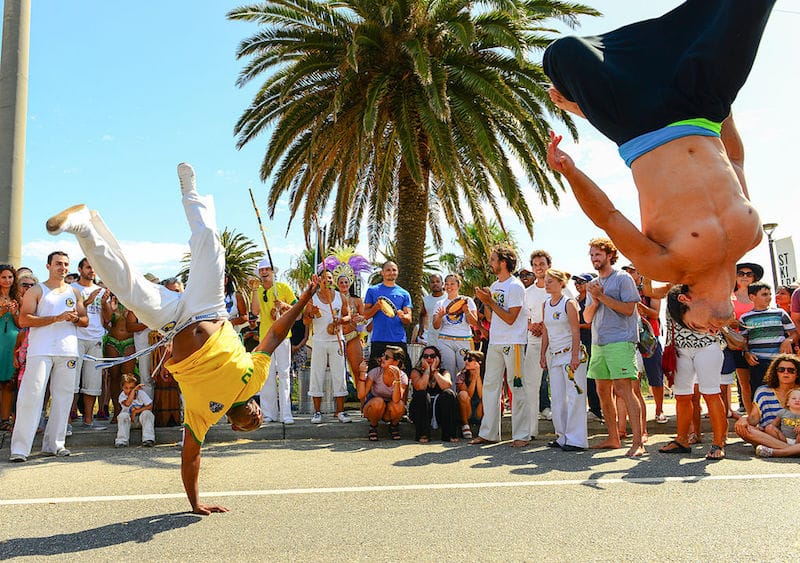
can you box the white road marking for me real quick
[2,472,799,506]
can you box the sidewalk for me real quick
[1,402,686,450]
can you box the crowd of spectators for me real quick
[2,235,799,461]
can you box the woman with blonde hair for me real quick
[540,269,588,450]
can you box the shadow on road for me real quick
[0,512,200,558]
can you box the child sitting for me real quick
[115,373,155,447]
[765,388,800,445]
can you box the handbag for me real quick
[662,320,677,387]
[637,317,657,358]
[720,326,746,351]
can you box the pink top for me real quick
[732,293,753,321]
[367,367,408,400]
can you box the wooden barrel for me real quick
[150,331,182,427]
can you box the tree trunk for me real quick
[395,153,429,341]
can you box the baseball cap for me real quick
[257,258,274,271]
[571,273,594,283]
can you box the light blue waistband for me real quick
[618,124,720,167]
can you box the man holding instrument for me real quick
[45,163,317,514]
[363,261,412,369]
[251,257,297,425]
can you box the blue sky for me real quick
[10,0,800,288]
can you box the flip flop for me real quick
[659,440,691,454]
[705,444,725,460]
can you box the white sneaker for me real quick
[46,204,91,236]
[540,408,552,421]
[282,417,295,425]
[337,411,352,423]
[177,163,196,194]
[44,448,71,457]
[9,453,27,462]
[755,445,774,458]
[311,412,323,424]
[115,441,128,448]
[65,424,73,437]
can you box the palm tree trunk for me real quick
[395,154,429,340]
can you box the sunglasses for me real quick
[20,282,34,288]
[737,271,755,277]
[519,272,534,278]
[776,366,797,374]
[465,356,479,363]
[422,353,437,359]
[574,280,587,285]
[382,353,395,360]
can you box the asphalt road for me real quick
[1,432,799,562]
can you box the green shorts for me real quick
[588,342,638,381]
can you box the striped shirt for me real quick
[754,386,783,428]
[739,308,795,360]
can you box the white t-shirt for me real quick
[488,276,528,345]
[436,295,478,338]
[524,283,548,344]
[72,282,106,340]
[423,293,444,342]
[311,292,342,342]
[28,283,79,357]
[117,389,153,414]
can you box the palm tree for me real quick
[228,0,599,323]
[178,228,263,294]
[368,242,441,286]
[284,247,316,294]
[439,220,519,295]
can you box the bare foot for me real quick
[642,432,649,444]
[688,433,703,445]
[469,436,498,445]
[548,87,586,118]
[590,438,622,450]
[510,439,530,448]
[626,443,646,457]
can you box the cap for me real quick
[571,273,594,283]
[518,267,533,276]
[736,262,764,282]
[257,258,274,271]
[621,264,636,272]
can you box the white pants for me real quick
[477,343,528,442]
[260,339,292,421]
[133,329,153,397]
[674,344,724,396]
[523,340,544,438]
[73,188,226,333]
[438,337,471,390]
[309,340,348,398]
[11,355,77,456]
[74,338,103,396]
[547,356,588,448]
[115,410,155,444]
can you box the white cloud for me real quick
[101,134,113,142]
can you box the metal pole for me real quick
[767,233,779,291]
[0,0,31,265]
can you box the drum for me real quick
[150,331,182,427]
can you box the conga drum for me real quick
[151,331,182,427]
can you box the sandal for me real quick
[418,436,429,444]
[0,419,12,432]
[390,424,401,440]
[705,444,725,460]
[461,424,473,440]
[659,440,691,454]
[368,425,378,441]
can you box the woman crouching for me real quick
[409,346,460,443]
[357,346,408,441]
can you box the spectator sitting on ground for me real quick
[763,388,800,447]
[456,350,485,440]
[358,346,408,441]
[115,373,155,447]
[409,345,459,443]
[734,354,800,458]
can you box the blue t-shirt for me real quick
[586,270,640,346]
[365,284,412,342]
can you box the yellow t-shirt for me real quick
[256,281,297,341]
[166,321,270,444]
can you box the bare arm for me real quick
[255,278,318,355]
[180,432,229,515]
[587,282,637,317]
[548,132,668,270]
[720,113,748,199]
[125,309,147,333]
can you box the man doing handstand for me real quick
[46,163,317,515]
[544,0,775,334]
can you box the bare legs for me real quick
[593,378,644,456]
